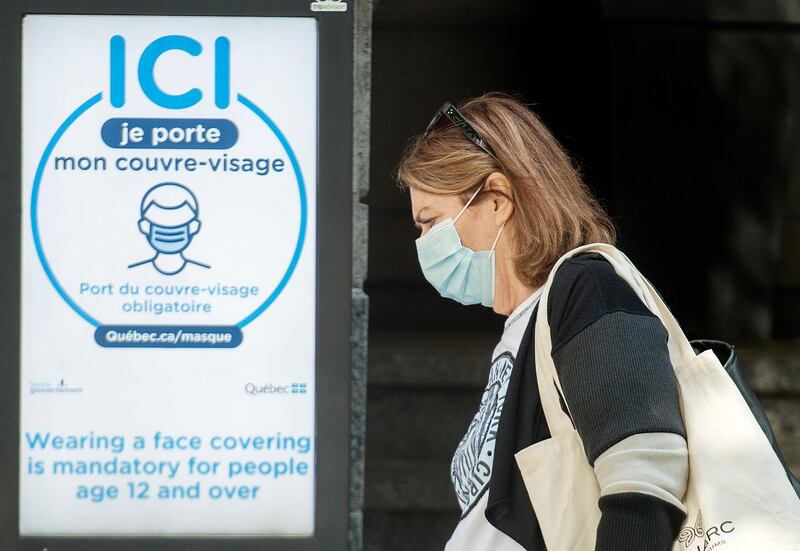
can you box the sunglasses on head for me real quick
[424,101,498,161]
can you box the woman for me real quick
[393,92,689,550]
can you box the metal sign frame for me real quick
[0,1,353,550]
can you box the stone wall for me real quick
[350,0,372,550]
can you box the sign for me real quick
[20,14,318,537]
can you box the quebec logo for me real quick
[678,510,735,550]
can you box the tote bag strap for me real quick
[534,242,697,437]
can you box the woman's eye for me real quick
[417,218,437,236]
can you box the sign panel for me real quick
[20,14,317,536]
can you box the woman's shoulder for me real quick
[554,250,614,282]
[548,249,658,347]
[550,250,649,309]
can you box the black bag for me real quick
[689,338,800,499]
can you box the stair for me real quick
[364,324,800,550]
[364,329,495,550]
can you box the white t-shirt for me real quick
[445,286,543,550]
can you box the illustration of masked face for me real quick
[131,183,208,275]
[138,195,201,255]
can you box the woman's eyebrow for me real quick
[413,206,432,229]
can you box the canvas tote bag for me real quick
[514,242,800,551]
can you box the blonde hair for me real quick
[393,91,617,288]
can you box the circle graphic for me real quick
[30,92,307,329]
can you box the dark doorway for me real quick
[364,2,800,548]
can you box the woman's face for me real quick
[409,184,500,252]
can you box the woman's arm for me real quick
[548,253,689,550]
[593,432,688,548]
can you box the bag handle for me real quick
[534,242,697,437]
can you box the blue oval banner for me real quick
[101,118,238,149]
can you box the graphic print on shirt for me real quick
[450,352,515,517]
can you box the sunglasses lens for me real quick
[424,116,439,135]
[425,103,450,135]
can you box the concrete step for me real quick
[364,510,459,551]
[365,459,456,512]
[738,339,800,395]
[368,329,498,389]
[369,330,800,392]
[366,386,482,463]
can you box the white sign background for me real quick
[20,15,317,536]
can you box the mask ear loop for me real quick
[490,222,506,253]
[453,183,485,224]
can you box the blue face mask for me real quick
[148,224,192,254]
[415,185,505,307]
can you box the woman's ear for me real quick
[485,171,514,226]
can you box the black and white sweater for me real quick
[456,251,689,550]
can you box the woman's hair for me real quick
[393,91,617,288]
